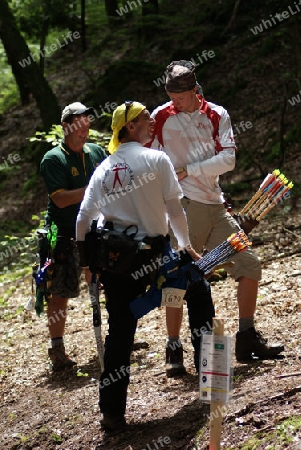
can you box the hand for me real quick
[177,169,187,181]
[185,244,200,261]
[177,168,187,181]
[84,267,92,284]
[232,213,259,234]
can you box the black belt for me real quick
[142,234,170,253]
[57,228,75,240]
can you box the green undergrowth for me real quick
[25,124,111,173]
[0,126,110,316]
[231,415,301,449]
[0,213,46,314]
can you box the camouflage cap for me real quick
[165,60,197,93]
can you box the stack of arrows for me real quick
[193,229,251,275]
[239,169,294,221]
[130,229,252,319]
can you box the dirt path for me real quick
[0,212,301,450]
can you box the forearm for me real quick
[76,211,95,241]
[76,211,95,268]
[187,148,236,178]
[166,198,190,248]
[51,187,86,208]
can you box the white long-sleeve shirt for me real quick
[149,96,236,204]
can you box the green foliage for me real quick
[51,433,62,443]
[221,181,252,198]
[28,124,111,154]
[9,0,79,39]
[90,59,166,112]
[259,35,278,56]
[267,142,281,163]
[22,173,40,194]
[231,415,301,449]
[0,232,36,272]
[0,46,19,113]
[0,213,47,313]
[0,0,299,316]
[0,213,46,280]
[29,124,64,147]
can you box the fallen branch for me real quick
[225,385,301,422]
[261,250,301,265]
[276,372,301,379]
[221,0,242,36]
[282,227,301,240]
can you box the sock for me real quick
[166,336,181,347]
[239,317,254,332]
[51,337,63,348]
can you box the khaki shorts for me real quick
[170,199,261,282]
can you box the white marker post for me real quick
[209,318,225,450]
[199,318,231,450]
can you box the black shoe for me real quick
[166,342,187,377]
[132,341,149,351]
[235,327,284,362]
[100,413,126,432]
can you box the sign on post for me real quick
[199,318,232,450]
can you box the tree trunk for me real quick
[105,0,119,16]
[104,0,121,25]
[7,52,31,105]
[0,0,61,130]
[141,0,159,41]
[142,0,159,15]
[39,0,50,74]
[81,0,86,52]
[221,0,242,37]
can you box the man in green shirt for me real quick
[40,102,107,371]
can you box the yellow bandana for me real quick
[108,101,146,154]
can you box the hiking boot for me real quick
[235,327,284,362]
[100,413,127,432]
[166,342,187,377]
[132,340,149,351]
[48,343,77,371]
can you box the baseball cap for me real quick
[61,102,94,122]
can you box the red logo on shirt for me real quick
[103,162,134,196]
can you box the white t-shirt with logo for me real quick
[78,142,183,240]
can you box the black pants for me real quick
[98,270,144,416]
[185,277,215,371]
[98,271,215,416]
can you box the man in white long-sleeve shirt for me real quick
[76,101,215,431]
[148,60,284,376]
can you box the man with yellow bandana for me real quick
[40,102,107,371]
[76,101,215,431]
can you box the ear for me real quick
[126,121,136,132]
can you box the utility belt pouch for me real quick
[53,236,73,264]
[36,227,50,267]
[85,220,139,274]
[142,234,170,255]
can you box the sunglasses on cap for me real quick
[166,60,196,73]
[124,100,133,123]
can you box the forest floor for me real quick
[0,206,301,450]
[1,11,301,448]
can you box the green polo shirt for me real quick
[40,141,107,235]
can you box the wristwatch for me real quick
[176,167,187,174]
